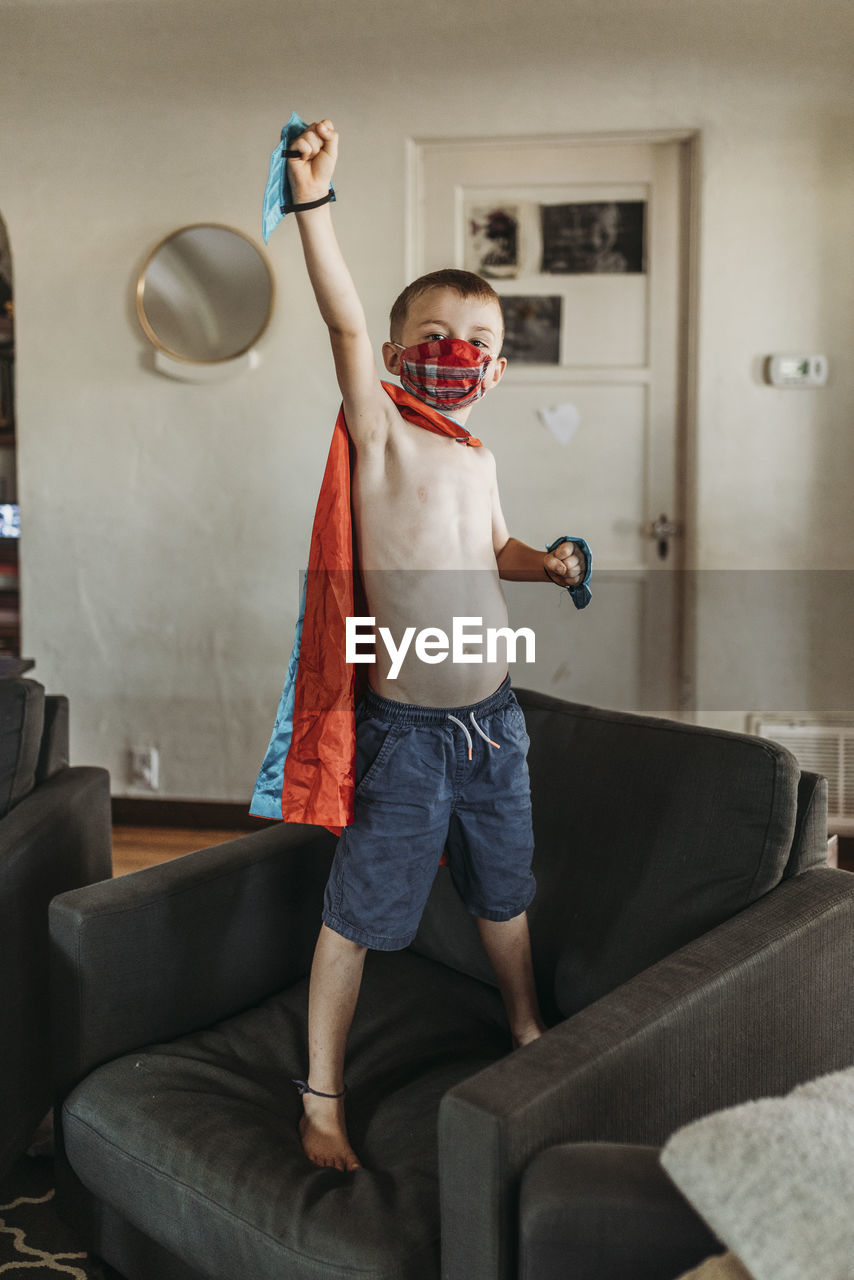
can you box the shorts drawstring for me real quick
[447,711,501,761]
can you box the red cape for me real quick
[257,382,481,832]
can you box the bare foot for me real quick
[298,1092,362,1172]
[512,1022,546,1049]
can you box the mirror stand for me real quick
[152,347,264,383]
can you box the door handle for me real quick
[643,513,678,560]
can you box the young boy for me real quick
[285,119,588,1172]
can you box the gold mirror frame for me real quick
[136,223,275,365]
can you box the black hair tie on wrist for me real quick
[279,191,335,214]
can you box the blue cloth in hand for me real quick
[262,111,336,244]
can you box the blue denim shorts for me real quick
[322,676,536,951]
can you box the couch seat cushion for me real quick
[62,948,508,1280]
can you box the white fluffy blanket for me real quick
[662,1067,854,1280]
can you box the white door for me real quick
[410,133,695,714]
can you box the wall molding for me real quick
[111,796,269,830]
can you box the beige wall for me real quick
[1,0,852,798]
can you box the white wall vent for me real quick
[748,716,854,835]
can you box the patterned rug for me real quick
[0,1152,122,1279]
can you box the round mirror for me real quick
[136,224,274,364]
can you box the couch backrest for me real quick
[0,679,45,819]
[412,689,801,1021]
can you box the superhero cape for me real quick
[250,382,482,831]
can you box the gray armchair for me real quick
[0,677,112,1177]
[49,690,854,1280]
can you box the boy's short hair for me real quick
[389,269,504,346]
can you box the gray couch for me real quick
[0,677,112,1177]
[49,689,854,1280]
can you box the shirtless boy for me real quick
[287,119,588,1172]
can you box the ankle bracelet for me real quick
[292,1078,347,1099]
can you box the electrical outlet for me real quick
[129,746,160,791]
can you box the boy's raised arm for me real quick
[288,120,392,444]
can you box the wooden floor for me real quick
[111,826,244,877]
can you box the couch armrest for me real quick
[50,822,335,1097]
[785,770,828,876]
[439,867,854,1280]
[36,695,70,782]
[0,765,111,1174]
[0,766,111,903]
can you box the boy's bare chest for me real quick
[351,424,494,570]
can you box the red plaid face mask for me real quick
[394,339,492,412]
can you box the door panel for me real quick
[411,134,693,713]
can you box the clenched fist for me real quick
[287,118,338,205]
[544,541,586,588]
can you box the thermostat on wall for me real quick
[764,354,828,388]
